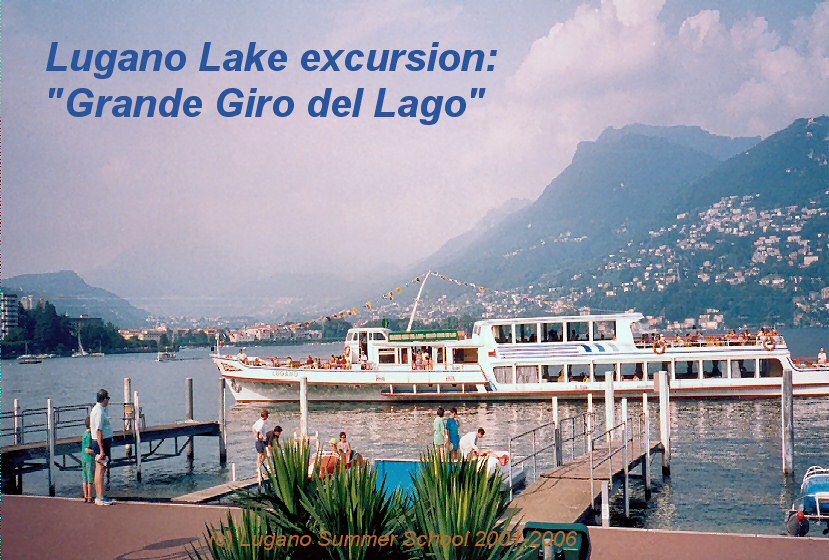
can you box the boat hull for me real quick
[221,373,829,403]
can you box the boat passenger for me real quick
[306,355,314,366]
[237,348,248,364]
[818,348,827,366]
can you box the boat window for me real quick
[378,349,396,364]
[675,360,699,380]
[730,359,755,378]
[542,323,563,342]
[759,359,782,378]
[593,321,616,341]
[473,325,481,336]
[647,362,669,379]
[702,360,724,378]
[435,347,444,364]
[620,363,644,381]
[453,348,478,364]
[400,348,409,365]
[587,364,616,381]
[542,364,564,382]
[493,324,512,344]
[570,364,592,381]
[516,365,537,383]
[493,366,512,384]
[373,332,387,341]
[516,323,537,343]
[566,321,589,342]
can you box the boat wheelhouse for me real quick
[213,312,829,402]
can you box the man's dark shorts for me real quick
[255,440,266,453]
[90,437,113,458]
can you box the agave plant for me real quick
[405,449,530,560]
[190,510,283,560]
[302,461,408,560]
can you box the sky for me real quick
[3,1,829,313]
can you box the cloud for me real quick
[485,0,829,195]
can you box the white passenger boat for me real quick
[213,312,829,403]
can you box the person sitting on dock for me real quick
[818,348,827,366]
[336,431,354,463]
[459,428,486,461]
[252,409,272,474]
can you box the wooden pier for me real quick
[0,377,228,495]
[507,373,671,527]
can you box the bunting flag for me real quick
[280,270,516,330]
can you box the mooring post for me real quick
[657,370,671,476]
[622,397,629,519]
[587,393,593,434]
[185,377,194,463]
[13,399,21,444]
[299,377,309,437]
[231,462,237,482]
[218,377,227,465]
[601,480,610,527]
[123,378,133,457]
[134,390,142,482]
[46,399,56,496]
[552,397,562,466]
[643,392,651,498]
[605,376,615,445]
[782,368,794,477]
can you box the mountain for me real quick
[419,116,829,327]
[426,124,760,288]
[3,270,150,327]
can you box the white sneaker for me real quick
[94,498,112,506]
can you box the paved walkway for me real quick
[4,495,828,559]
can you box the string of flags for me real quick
[282,271,582,330]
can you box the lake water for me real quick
[3,331,829,536]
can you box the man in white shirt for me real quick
[818,347,827,365]
[459,428,486,460]
[252,409,271,472]
[89,388,114,506]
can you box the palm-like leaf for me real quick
[301,462,408,560]
[190,510,282,560]
[406,450,529,560]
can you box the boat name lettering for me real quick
[271,370,298,378]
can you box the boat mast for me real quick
[406,271,431,332]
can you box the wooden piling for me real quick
[134,391,142,482]
[605,377,615,444]
[299,377,309,437]
[622,398,629,519]
[47,399,56,497]
[643,392,651,498]
[185,378,194,462]
[552,396,562,466]
[658,370,671,476]
[123,378,133,457]
[218,377,227,465]
[587,393,593,434]
[601,481,610,527]
[13,398,22,491]
[231,462,237,482]
[782,368,794,477]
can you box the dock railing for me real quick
[507,412,592,500]
[589,410,647,521]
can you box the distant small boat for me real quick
[786,466,829,537]
[72,333,104,358]
[17,343,43,364]
[156,350,177,362]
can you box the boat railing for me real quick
[634,334,787,349]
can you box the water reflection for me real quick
[3,346,828,535]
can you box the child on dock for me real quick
[81,416,95,503]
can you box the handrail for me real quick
[589,412,646,511]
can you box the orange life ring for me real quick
[763,338,776,351]
[653,340,667,355]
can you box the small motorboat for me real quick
[786,466,829,537]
